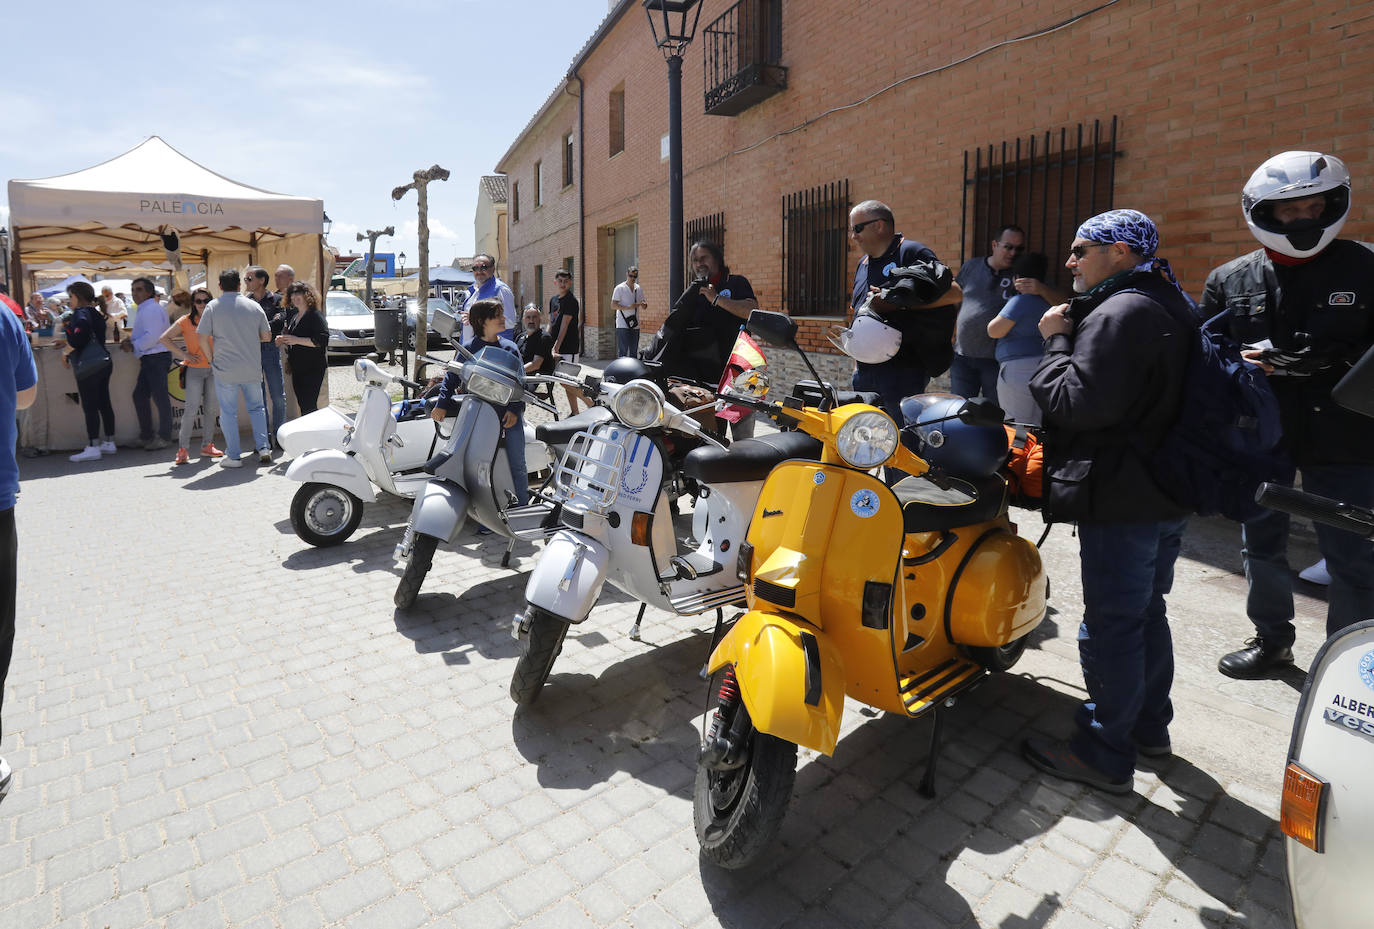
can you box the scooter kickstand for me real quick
[628,602,648,641]
[700,607,726,679]
[918,707,946,798]
[501,540,515,568]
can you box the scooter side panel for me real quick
[1286,621,1374,929]
[524,530,610,623]
[277,406,352,458]
[284,450,378,502]
[410,480,470,543]
[706,610,846,756]
[947,526,1048,647]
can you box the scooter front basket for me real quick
[553,431,624,512]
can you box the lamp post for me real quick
[323,211,333,238]
[644,0,703,307]
[398,252,406,277]
[0,227,9,293]
[392,166,450,379]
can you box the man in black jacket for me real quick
[1023,209,1193,793]
[1208,151,1374,678]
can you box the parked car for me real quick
[324,291,377,357]
[402,297,454,351]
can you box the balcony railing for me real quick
[702,0,787,117]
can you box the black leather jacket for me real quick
[1202,240,1374,466]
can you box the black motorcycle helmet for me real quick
[899,394,1009,478]
[603,356,649,385]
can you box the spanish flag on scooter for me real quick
[715,327,767,424]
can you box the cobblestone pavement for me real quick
[1,380,1324,928]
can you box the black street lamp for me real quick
[0,227,9,293]
[398,252,406,276]
[643,0,703,307]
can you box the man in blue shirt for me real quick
[124,277,173,450]
[461,254,516,342]
[0,307,37,803]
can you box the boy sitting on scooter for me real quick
[431,297,529,506]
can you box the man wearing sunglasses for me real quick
[461,254,516,343]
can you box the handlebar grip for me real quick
[1256,482,1374,538]
[399,379,425,393]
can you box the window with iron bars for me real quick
[684,212,726,282]
[781,179,849,317]
[962,118,1121,290]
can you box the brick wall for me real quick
[505,0,1374,363]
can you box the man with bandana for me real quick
[1022,209,1194,793]
[1207,152,1374,679]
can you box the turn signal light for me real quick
[631,512,652,546]
[1280,760,1327,852]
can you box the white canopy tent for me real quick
[7,135,330,296]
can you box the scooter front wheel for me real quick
[694,706,798,869]
[290,483,365,547]
[509,609,569,706]
[394,534,439,609]
[966,633,1031,673]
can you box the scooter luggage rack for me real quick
[552,431,624,512]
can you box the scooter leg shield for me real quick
[524,530,609,624]
[410,481,470,543]
[707,611,845,756]
[284,450,378,503]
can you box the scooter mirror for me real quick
[556,360,581,378]
[729,367,770,399]
[957,396,1007,428]
[431,307,459,340]
[745,310,798,348]
[1332,342,1374,419]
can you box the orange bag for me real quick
[1003,424,1044,507]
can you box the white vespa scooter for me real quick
[392,312,611,608]
[508,368,824,705]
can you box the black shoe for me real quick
[1023,738,1132,794]
[1218,637,1295,679]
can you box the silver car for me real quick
[324,291,377,357]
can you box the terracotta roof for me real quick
[480,175,508,204]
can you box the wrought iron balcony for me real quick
[702,0,787,117]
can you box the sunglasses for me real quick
[850,218,885,235]
[194,298,210,305]
[472,264,492,271]
[1068,243,1111,259]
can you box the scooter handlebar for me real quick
[1256,482,1374,538]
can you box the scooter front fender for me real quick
[707,610,846,756]
[284,450,377,502]
[410,480,469,543]
[524,530,609,624]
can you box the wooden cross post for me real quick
[392,166,450,380]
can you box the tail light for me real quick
[1280,760,1327,852]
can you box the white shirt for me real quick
[611,281,644,329]
[105,296,128,324]
[130,298,171,357]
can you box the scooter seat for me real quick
[683,431,822,485]
[894,473,1007,533]
[534,406,614,450]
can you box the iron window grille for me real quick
[781,179,850,318]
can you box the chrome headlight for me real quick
[353,358,368,382]
[835,410,899,469]
[613,380,665,430]
[467,371,515,406]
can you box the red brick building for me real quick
[499,0,1374,369]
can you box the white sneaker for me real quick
[0,755,12,803]
[69,445,102,463]
[219,456,243,469]
[98,440,117,455]
[1299,558,1331,586]
[258,448,272,463]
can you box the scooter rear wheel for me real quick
[694,707,798,869]
[290,483,365,547]
[394,534,439,609]
[509,609,569,706]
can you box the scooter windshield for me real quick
[465,346,525,406]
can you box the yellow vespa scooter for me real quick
[694,310,1048,869]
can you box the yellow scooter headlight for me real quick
[835,410,898,469]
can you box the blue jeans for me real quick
[260,344,286,439]
[504,416,528,506]
[215,380,269,460]
[1071,518,1187,780]
[853,362,929,484]
[1242,463,1374,644]
[617,328,639,358]
[133,352,173,441]
[948,353,1000,400]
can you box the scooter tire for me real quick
[394,534,439,609]
[694,720,798,870]
[967,633,1031,673]
[290,482,365,547]
[509,609,569,706]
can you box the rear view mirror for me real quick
[729,367,770,399]
[431,307,458,340]
[556,360,582,377]
[957,397,1007,428]
[745,310,798,348]
[1333,343,1374,419]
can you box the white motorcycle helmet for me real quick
[1241,151,1351,258]
[827,296,900,364]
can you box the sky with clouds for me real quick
[0,0,617,269]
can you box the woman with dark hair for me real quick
[158,289,223,464]
[986,251,1050,426]
[275,281,329,415]
[61,282,116,462]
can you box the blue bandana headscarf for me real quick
[1075,208,1197,309]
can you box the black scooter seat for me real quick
[893,473,1007,532]
[683,431,822,485]
[534,406,614,450]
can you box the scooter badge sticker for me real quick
[621,434,653,499]
[850,488,880,518]
[1360,648,1374,693]
[812,471,826,485]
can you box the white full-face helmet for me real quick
[827,311,900,364]
[1241,151,1351,258]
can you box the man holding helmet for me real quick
[1209,151,1374,679]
